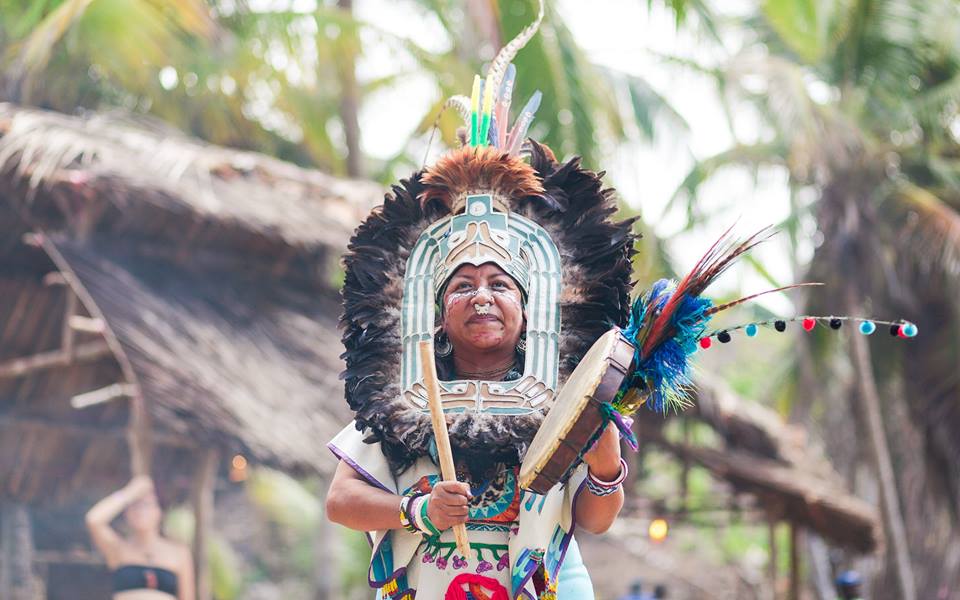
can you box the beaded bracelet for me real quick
[410,495,429,533]
[585,457,628,497]
[399,492,426,535]
[399,495,418,534]
[418,493,443,537]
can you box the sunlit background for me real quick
[1,1,959,599]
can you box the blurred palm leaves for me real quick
[0,0,682,180]
[411,0,686,172]
[670,0,960,298]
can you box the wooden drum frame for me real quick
[519,328,636,494]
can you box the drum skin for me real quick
[519,328,636,494]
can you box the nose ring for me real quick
[474,302,491,315]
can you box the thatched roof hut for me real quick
[0,103,381,599]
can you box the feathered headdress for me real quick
[339,1,638,472]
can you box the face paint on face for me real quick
[444,286,523,311]
[441,263,526,357]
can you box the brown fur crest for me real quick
[420,146,545,212]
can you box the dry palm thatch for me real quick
[0,103,382,503]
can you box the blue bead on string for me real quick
[859,320,876,335]
[745,323,758,337]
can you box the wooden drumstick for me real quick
[417,340,471,558]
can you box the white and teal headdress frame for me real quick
[400,192,561,415]
[338,0,635,472]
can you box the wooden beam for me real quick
[192,448,218,600]
[71,382,135,409]
[37,236,152,477]
[789,523,800,600]
[0,502,36,600]
[62,288,78,356]
[0,414,195,449]
[43,272,67,286]
[21,233,42,248]
[0,340,111,380]
[769,519,778,600]
[68,315,105,334]
[644,429,881,553]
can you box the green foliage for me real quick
[162,506,244,600]
[246,468,321,531]
[338,526,374,596]
[0,0,677,182]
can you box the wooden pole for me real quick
[768,519,778,600]
[417,341,470,557]
[0,414,194,448]
[71,382,136,409]
[62,289,77,356]
[0,502,36,600]
[788,523,800,600]
[191,448,218,600]
[0,340,111,379]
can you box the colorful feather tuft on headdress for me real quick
[462,0,545,155]
[610,225,916,417]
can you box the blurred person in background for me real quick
[618,579,645,600]
[86,476,194,600]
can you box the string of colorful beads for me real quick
[698,316,918,348]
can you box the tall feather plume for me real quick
[483,0,545,119]
[640,225,775,355]
[506,91,542,156]
[615,225,793,414]
[470,75,481,146]
[493,64,517,148]
[705,282,823,315]
[445,95,472,125]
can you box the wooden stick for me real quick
[70,382,136,409]
[192,448,219,600]
[417,340,470,557]
[62,290,78,356]
[68,315,105,334]
[0,340,111,379]
[0,414,194,448]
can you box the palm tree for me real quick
[0,0,682,182]
[667,1,960,597]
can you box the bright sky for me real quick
[351,0,812,313]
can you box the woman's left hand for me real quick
[582,423,622,481]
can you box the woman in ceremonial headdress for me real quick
[326,4,637,597]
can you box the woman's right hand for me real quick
[426,481,471,531]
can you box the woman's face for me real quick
[441,263,524,356]
[125,493,162,533]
